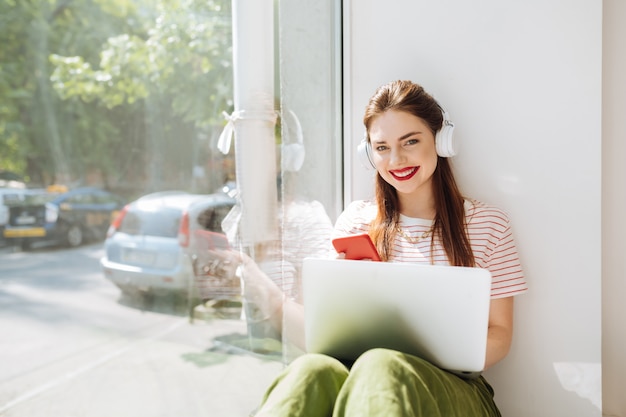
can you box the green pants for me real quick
[254,348,501,417]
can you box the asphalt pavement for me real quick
[0,242,286,417]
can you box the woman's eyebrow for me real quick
[397,131,423,141]
[373,131,424,144]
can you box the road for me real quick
[0,243,283,417]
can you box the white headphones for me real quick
[358,107,456,170]
[281,109,305,172]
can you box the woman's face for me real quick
[368,110,438,200]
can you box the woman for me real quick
[247,80,528,416]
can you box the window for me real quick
[0,0,342,416]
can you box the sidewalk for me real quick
[0,308,285,417]
[190,302,286,417]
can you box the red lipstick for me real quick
[389,166,418,181]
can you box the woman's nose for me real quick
[389,147,405,165]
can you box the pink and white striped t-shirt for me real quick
[332,199,528,299]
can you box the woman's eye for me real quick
[375,145,388,152]
[405,139,419,146]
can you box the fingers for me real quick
[335,252,372,261]
[202,258,232,278]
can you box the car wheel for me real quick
[66,224,83,247]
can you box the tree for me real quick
[1,0,137,184]
[50,0,234,193]
[0,0,233,193]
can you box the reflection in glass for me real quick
[0,0,342,415]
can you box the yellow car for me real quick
[3,187,125,250]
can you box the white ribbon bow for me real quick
[216,109,279,155]
[217,111,240,155]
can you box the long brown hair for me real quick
[364,80,474,267]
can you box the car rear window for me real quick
[4,192,53,206]
[1,193,20,204]
[196,203,233,231]
[119,207,182,238]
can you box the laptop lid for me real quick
[301,258,492,378]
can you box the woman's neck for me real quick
[397,191,436,220]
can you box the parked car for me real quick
[2,186,125,250]
[101,191,235,299]
[1,187,31,245]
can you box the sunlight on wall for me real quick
[553,362,602,411]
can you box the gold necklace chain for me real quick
[396,225,433,244]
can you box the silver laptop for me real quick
[301,258,492,378]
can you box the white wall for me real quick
[343,1,603,416]
[602,1,626,415]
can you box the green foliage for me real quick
[50,34,154,107]
[50,0,233,126]
[0,0,233,191]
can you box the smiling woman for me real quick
[249,79,527,417]
[367,110,440,208]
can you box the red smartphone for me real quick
[332,233,381,261]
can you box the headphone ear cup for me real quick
[357,139,376,170]
[282,142,305,172]
[281,109,305,172]
[435,122,456,157]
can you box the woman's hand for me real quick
[208,249,284,325]
[205,249,306,344]
[202,249,239,279]
[192,248,241,297]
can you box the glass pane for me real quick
[276,0,344,363]
[119,207,180,237]
[1,0,343,415]
[0,1,309,415]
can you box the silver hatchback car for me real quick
[101,191,234,299]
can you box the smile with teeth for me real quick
[390,166,418,181]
